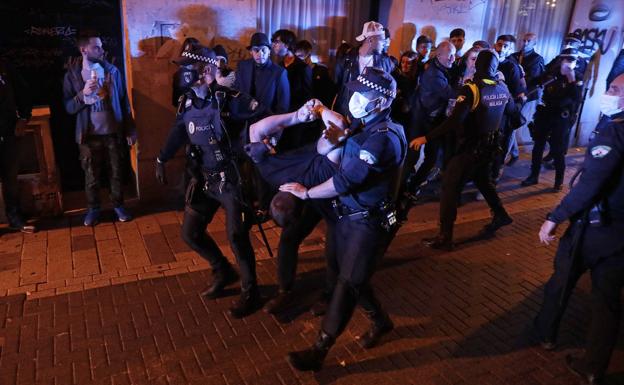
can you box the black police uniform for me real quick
[534,112,624,380]
[424,67,515,247]
[523,72,583,189]
[159,81,262,317]
[288,107,407,371]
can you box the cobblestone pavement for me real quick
[0,151,622,385]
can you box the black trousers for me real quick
[440,150,506,237]
[530,113,573,185]
[181,178,257,290]
[535,221,624,376]
[276,200,338,293]
[321,214,390,337]
[78,134,124,209]
[0,135,21,221]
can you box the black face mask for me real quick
[178,68,199,86]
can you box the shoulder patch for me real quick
[359,150,378,165]
[590,145,612,158]
[185,98,192,108]
[249,99,259,111]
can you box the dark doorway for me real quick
[0,0,136,212]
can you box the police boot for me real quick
[565,355,605,385]
[229,285,261,319]
[553,173,564,192]
[287,330,335,372]
[481,211,513,234]
[310,290,331,317]
[358,305,394,349]
[422,229,453,251]
[521,173,539,186]
[201,263,239,299]
[264,289,292,314]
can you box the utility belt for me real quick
[197,164,239,194]
[332,199,398,231]
[472,132,501,156]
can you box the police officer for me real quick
[280,67,407,371]
[533,73,624,385]
[155,46,263,318]
[521,48,583,191]
[410,50,515,250]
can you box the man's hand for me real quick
[279,182,308,200]
[539,220,558,245]
[410,136,427,151]
[295,100,315,123]
[15,119,29,136]
[322,121,350,145]
[82,78,98,95]
[155,159,167,185]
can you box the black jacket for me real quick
[498,57,526,98]
[409,58,456,137]
[233,59,290,119]
[510,49,545,101]
[280,56,312,111]
[0,60,31,138]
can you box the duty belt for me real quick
[200,167,231,194]
[332,200,398,231]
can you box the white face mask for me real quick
[348,91,376,118]
[599,94,623,116]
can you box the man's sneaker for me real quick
[8,216,36,234]
[114,206,133,222]
[84,208,100,227]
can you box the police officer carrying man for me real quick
[521,48,583,191]
[410,50,515,250]
[533,73,624,385]
[279,67,407,371]
[155,45,263,318]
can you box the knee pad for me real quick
[270,191,303,227]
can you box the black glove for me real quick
[155,159,167,185]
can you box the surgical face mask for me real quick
[599,93,623,116]
[348,91,377,119]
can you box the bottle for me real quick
[84,69,100,105]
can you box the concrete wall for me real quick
[383,0,487,58]
[121,0,258,203]
[569,0,624,145]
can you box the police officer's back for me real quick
[411,50,515,249]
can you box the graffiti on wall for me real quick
[573,26,619,56]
